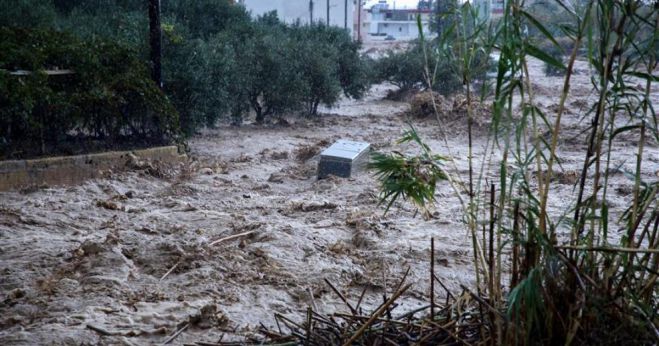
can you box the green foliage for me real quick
[217,15,302,124]
[223,17,370,123]
[162,0,250,39]
[60,7,148,50]
[369,126,448,217]
[375,42,463,96]
[157,1,253,132]
[292,23,368,117]
[0,0,372,151]
[162,3,369,124]
[430,0,458,36]
[435,2,495,93]
[0,28,178,159]
[371,0,659,343]
[542,42,566,76]
[524,0,572,40]
[375,44,426,91]
[162,24,234,134]
[0,0,58,29]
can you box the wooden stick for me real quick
[430,237,435,318]
[332,313,413,327]
[160,260,181,282]
[427,320,475,346]
[433,274,454,300]
[208,230,257,246]
[275,313,306,331]
[488,184,495,298]
[341,283,412,346]
[391,267,411,295]
[460,285,505,320]
[307,287,319,312]
[305,307,312,346]
[324,278,357,315]
[369,267,410,321]
[355,286,368,313]
[161,323,189,345]
[86,324,114,336]
[511,201,520,288]
[555,245,659,254]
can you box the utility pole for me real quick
[344,0,348,29]
[148,0,162,88]
[327,0,330,25]
[357,0,362,41]
[310,0,314,24]
[435,0,441,35]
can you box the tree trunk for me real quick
[254,104,265,123]
[148,0,162,88]
[255,111,265,123]
[249,96,265,123]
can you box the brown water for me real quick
[1,58,657,345]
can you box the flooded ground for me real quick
[1,58,657,345]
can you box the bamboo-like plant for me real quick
[370,0,658,343]
[369,126,448,218]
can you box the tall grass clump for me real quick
[371,0,659,344]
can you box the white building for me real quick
[239,0,354,34]
[366,1,432,40]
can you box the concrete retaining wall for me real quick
[0,146,185,191]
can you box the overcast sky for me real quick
[363,0,421,9]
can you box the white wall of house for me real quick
[378,22,410,37]
[368,18,431,39]
[240,0,354,34]
[373,21,430,39]
[365,5,431,40]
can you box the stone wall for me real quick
[0,146,185,191]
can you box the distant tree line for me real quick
[0,0,370,158]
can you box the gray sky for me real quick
[363,0,421,9]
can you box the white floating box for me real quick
[317,140,371,179]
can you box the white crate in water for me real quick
[317,140,371,179]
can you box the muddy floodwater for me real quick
[1,58,658,345]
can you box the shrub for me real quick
[375,43,462,96]
[375,45,426,92]
[323,27,370,101]
[1,0,373,136]
[0,28,179,159]
[292,24,369,116]
[161,9,370,125]
[430,0,459,36]
[162,0,250,39]
[221,16,304,123]
[0,0,58,29]
[159,1,253,131]
[540,39,567,76]
[162,24,234,134]
[224,16,371,122]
